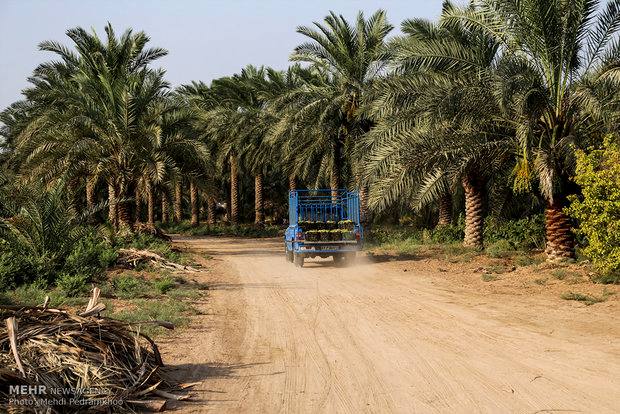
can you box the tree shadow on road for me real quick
[162,361,282,410]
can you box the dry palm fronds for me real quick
[117,248,199,273]
[0,290,190,413]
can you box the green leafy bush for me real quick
[484,215,545,250]
[568,137,620,283]
[0,248,46,291]
[112,274,150,299]
[56,273,89,297]
[431,219,465,243]
[64,231,118,278]
[0,181,118,290]
[153,276,176,294]
[486,239,515,258]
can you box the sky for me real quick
[0,0,449,110]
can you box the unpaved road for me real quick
[161,237,619,413]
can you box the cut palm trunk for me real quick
[462,176,484,249]
[190,180,199,227]
[255,173,264,224]
[438,193,452,226]
[174,181,182,222]
[545,202,575,262]
[230,154,239,224]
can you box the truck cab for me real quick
[284,189,363,267]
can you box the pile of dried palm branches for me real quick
[0,289,191,413]
[117,248,199,273]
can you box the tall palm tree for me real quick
[362,3,510,249]
[8,24,170,230]
[446,0,620,260]
[273,10,392,207]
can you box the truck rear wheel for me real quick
[294,254,304,268]
[286,249,294,263]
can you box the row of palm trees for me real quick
[2,0,620,262]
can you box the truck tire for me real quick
[294,254,304,268]
[333,254,345,266]
[286,249,294,263]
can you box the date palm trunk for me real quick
[288,174,296,191]
[161,191,170,224]
[174,181,182,222]
[86,176,95,212]
[255,173,264,224]
[545,201,575,262]
[190,179,199,227]
[331,139,343,199]
[117,183,132,230]
[134,187,142,225]
[146,181,155,227]
[438,192,452,226]
[108,183,117,227]
[230,154,239,224]
[462,175,485,249]
[207,196,216,225]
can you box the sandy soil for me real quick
[159,236,619,413]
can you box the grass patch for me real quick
[0,282,90,308]
[560,291,613,306]
[486,264,513,274]
[514,254,544,267]
[482,273,499,282]
[111,274,152,299]
[485,240,514,258]
[111,299,197,336]
[153,275,176,294]
[551,269,570,280]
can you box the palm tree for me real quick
[446,0,620,260]
[362,3,509,249]
[8,24,170,230]
[273,11,392,208]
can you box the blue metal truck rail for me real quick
[284,189,363,267]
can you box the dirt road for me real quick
[161,237,619,413]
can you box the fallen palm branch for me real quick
[0,289,194,412]
[117,248,199,273]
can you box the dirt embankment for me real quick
[159,236,619,413]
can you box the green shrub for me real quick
[153,276,176,294]
[0,248,43,291]
[567,136,620,284]
[486,239,515,258]
[56,273,89,297]
[484,215,545,250]
[64,231,118,278]
[112,274,150,299]
[561,291,612,305]
[431,220,464,243]
[8,281,49,306]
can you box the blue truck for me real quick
[284,189,363,267]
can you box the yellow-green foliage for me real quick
[568,137,620,283]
